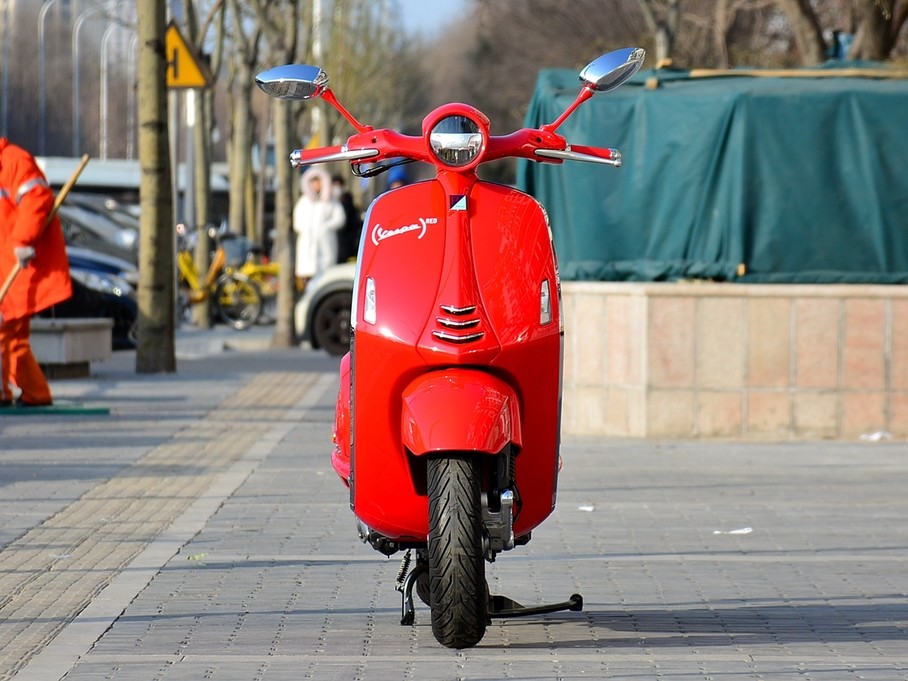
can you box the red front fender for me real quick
[401,370,522,456]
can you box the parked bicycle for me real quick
[220,234,279,324]
[176,225,263,330]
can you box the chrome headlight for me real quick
[429,115,483,167]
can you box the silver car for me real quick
[295,262,355,356]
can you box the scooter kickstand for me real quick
[394,551,428,626]
[488,593,583,618]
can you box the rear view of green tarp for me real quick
[517,65,908,283]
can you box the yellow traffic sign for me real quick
[165,21,211,89]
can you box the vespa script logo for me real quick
[371,217,438,246]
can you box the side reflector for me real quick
[364,277,377,324]
[540,279,552,325]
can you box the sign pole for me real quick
[184,89,196,232]
[164,19,211,327]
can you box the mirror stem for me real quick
[540,87,594,135]
[321,89,373,134]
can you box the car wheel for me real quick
[311,290,352,356]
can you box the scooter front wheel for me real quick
[415,549,431,607]
[427,455,488,649]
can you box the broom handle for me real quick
[0,263,20,305]
[50,154,91,222]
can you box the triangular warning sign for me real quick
[165,21,211,89]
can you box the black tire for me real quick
[215,273,262,330]
[427,455,488,649]
[311,290,352,356]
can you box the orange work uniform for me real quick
[0,138,72,406]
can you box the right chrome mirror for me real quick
[255,64,329,101]
[579,48,645,93]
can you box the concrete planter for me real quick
[31,318,113,378]
[562,282,908,440]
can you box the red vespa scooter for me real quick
[256,47,645,649]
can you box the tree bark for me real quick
[228,63,254,239]
[271,98,297,347]
[715,0,731,69]
[849,0,894,59]
[635,0,681,65]
[249,0,303,347]
[135,0,176,373]
[226,0,260,242]
[191,89,213,328]
[773,0,828,64]
[894,0,908,44]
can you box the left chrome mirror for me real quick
[255,64,329,101]
[579,47,645,93]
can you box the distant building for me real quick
[1,0,136,158]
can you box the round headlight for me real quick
[429,115,483,167]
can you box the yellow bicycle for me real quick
[220,235,279,324]
[177,234,263,330]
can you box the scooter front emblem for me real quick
[450,195,467,211]
[371,217,437,246]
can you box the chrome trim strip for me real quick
[432,331,485,344]
[440,304,477,316]
[437,317,480,329]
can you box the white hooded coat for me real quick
[293,167,345,278]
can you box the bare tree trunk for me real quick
[226,0,260,240]
[245,157,257,242]
[135,0,176,373]
[636,0,681,65]
[661,0,681,64]
[188,0,227,329]
[774,0,828,64]
[849,0,895,59]
[256,99,271,248]
[250,0,304,347]
[192,89,213,328]
[715,0,731,68]
[894,0,908,44]
[271,98,296,347]
[228,71,254,238]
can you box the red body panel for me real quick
[331,352,352,486]
[334,174,563,542]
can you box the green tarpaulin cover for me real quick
[517,64,908,283]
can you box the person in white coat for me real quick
[293,167,345,293]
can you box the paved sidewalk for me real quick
[1,328,907,680]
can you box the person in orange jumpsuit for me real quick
[0,137,72,407]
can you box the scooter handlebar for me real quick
[484,129,621,167]
[534,144,622,167]
[290,145,380,168]
[291,134,620,170]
